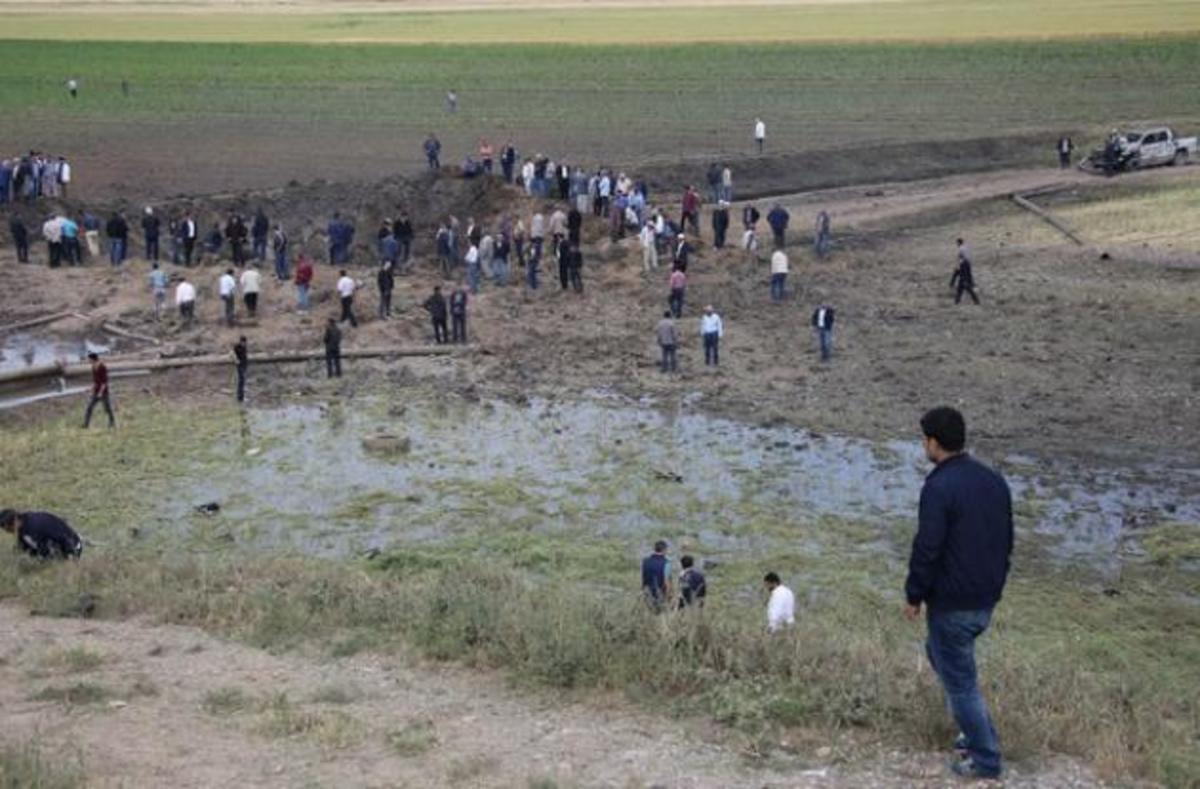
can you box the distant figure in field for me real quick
[175,277,196,325]
[219,268,237,326]
[240,266,261,318]
[141,206,160,262]
[423,286,449,344]
[82,352,115,429]
[712,200,730,249]
[8,216,29,263]
[293,253,313,311]
[678,555,707,608]
[336,269,358,327]
[323,318,342,378]
[769,248,788,302]
[449,285,468,343]
[767,203,789,249]
[764,572,794,632]
[699,304,723,367]
[0,510,82,560]
[656,311,678,373]
[424,133,442,170]
[251,208,269,262]
[232,336,248,404]
[446,89,458,113]
[754,117,766,153]
[376,261,394,320]
[149,262,168,320]
[904,406,1012,780]
[814,210,831,259]
[951,238,980,305]
[66,78,78,99]
[121,79,129,97]
[1057,135,1074,169]
[812,304,835,361]
[641,539,672,612]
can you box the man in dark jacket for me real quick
[9,216,29,263]
[904,406,1012,781]
[500,142,517,183]
[678,554,706,608]
[1,510,82,560]
[711,201,730,249]
[742,203,760,231]
[812,304,835,361]
[423,286,448,344]
[766,203,789,248]
[424,134,441,170]
[141,207,160,261]
[225,214,247,266]
[394,212,414,268]
[449,286,468,343]
[567,206,582,246]
[377,262,395,319]
[641,539,672,612]
[323,318,342,378]
[232,336,248,403]
[106,212,129,266]
[951,239,980,305]
[82,352,115,428]
[251,208,269,262]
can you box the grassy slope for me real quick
[1,38,1198,154]
[2,0,1200,43]
[1,402,1197,785]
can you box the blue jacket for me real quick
[905,453,1013,611]
[641,553,669,600]
[767,207,789,232]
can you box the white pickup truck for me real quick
[1122,127,1196,168]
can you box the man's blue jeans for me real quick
[467,262,481,294]
[109,238,125,266]
[818,328,833,361]
[274,251,289,281]
[526,261,539,290]
[296,283,310,310]
[770,273,786,301]
[926,607,1002,777]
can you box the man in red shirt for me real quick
[680,186,701,236]
[294,253,314,311]
[82,352,115,429]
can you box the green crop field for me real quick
[3,0,1200,44]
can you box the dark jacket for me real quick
[15,512,82,559]
[323,323,342,349]
[742,205,760,227]
[811,306,835,330]
[767,207,789,233]
[642,553,668,600]
[377,265,395,293]
[424,293,447,321]
[450,290,468,316]
[142,214,160,240]
[905,454,1013,611]
[9,218,27,243]
[106,216,128,240]
[951,259,974,289]
[679,567,707,607]
[395,218,413,242]
[712,208,729,233]
[251,212,269,240]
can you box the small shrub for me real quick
[30,682,111,706]
[386,719,438,757]
[0,741,85,789]
[202,686,251,716]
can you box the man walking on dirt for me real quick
[106,211,129,266]
[337,270,358,327]
[668,268,686,319]
[176,277,196,325]
[219,268,237,326]
[225,214,248,266]
[812,303,835,361]
[700,305,724,367]
[656,311,678,373]
[377,262,395,319]
[641,540,672,612]
[323,318,342,378]
[251,208,269,262]
[149,262,168,321]
[82,352,115,429]
[1056,136,1074,169]
[294,253,313,311]
[423,286,449,344]
[232,336,248,404]
[754,117,766,153]
[950,239,980,305]
[712,200,730,249]
[142,207,160,262]
[767,203,789,249]
[450,285,468,344]
[8,216,29,263]
[181,212,198,265]
[905,406,1012,781]
[240,266,261,318]
[770,248,788,302]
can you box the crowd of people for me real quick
[0,152,73,204]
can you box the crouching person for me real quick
[1,509,83,560]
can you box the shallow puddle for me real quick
[0,333,109,373]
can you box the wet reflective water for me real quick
[0,334,109,373]
[174,394,1199,572]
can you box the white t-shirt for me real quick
[336,276,356,298]
[240,269,261,294]
[175,282,196,305]
[767,585,795,632]
[218,273,236,298]
[755,120,766,140]
[770,250,789,275]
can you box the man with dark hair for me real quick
[951,239,980,305]
[812,304,836,361]
[656,311,678,373]
[0,510,82,560]
[82,352,115,429]
[9,216,29,263]
[106,211,129,266]
[423,286,448,344]
[678,555,706,608]
[251,208,269,262]
[377,262,395,320]
[232,336,248,403]
[764,572,794,632]
[641,539,672,611]
[225,214,247,266]
[323,318,342,378]
[1056,135,1074,169]
[767,203,789,249]
[711,200,730,249]
[905,406,1012,781]
[142,207,160,261]
[424,133,441,170]
[449,285,468,343]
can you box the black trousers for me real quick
[378,289,392,318]
[244,293,258,316]
[83,391,115,428]
[231,241,245,265]
[559,259,570,289]
[432,317,448,344]
[47,241,62,267]
[235,365,247,402]
[569,266,583,293]
[183,238,195,265]
[145,236,159,261]
[325,347,341,377]
[956,283,980,305]
[15,237,29,262]
[340,296,357,327]
[451,314,466,343]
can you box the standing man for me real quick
[556,236,571,291]
[814,210,832,259]
[176,277,196,325]
[449,285,468,344]
[294,253,313,311]
[225,214,247,266]
[149,262,168,321]
[951,239,980,305]
[395,211,413,269]
[424,133,442,170]
[445,89,457,113]
[272,224,289,281]
[464,241,481,295]
[240,265,261,319]
[1056,135,1074,169]
[640,219,658,272]
[106,211,129,266]
[61,215,79,265]
[219,268,237,326]
[905,407,1012,781]
[680,186,700,236]
[767,203,789,249]
[232,336,248,404]
[66,77,79,99]
[672,233,690,273]
[323,318,342,378]
[712,200,730,249]
[721,165,733,202]
[764,572,795,632]
[641,540,672,612]
[142,207,160,262]
[770,248,788,302]
[377,262,395,319]
[656,311,678,373]
[1,510,82,560]
[700,305,723,367]
[678,555,707,608]
[9,216,29,263]
[42,215,64,268]
[251,208,270,262]
[181,212,198,265]
[668,268,686,319]
[82,353,115,429]
[812,303,835,361]
[501,142,517,183]
[567,243,584,294]
[336,270,358,327]
[424,286,449,344]
[754,117,766,153]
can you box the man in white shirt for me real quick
[770,249,788,302]
[754,117,766,153]
[639,220,658,273]
[175,278,196,325]
[240,267,261,318]
[764,572,795,632]
[336,269,358,327]
[218,268,237,326]
[699,305,724,367]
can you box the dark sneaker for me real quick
[953,733,969,757]
[949,757,1001,781]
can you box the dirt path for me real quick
[0,606,1105,788]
